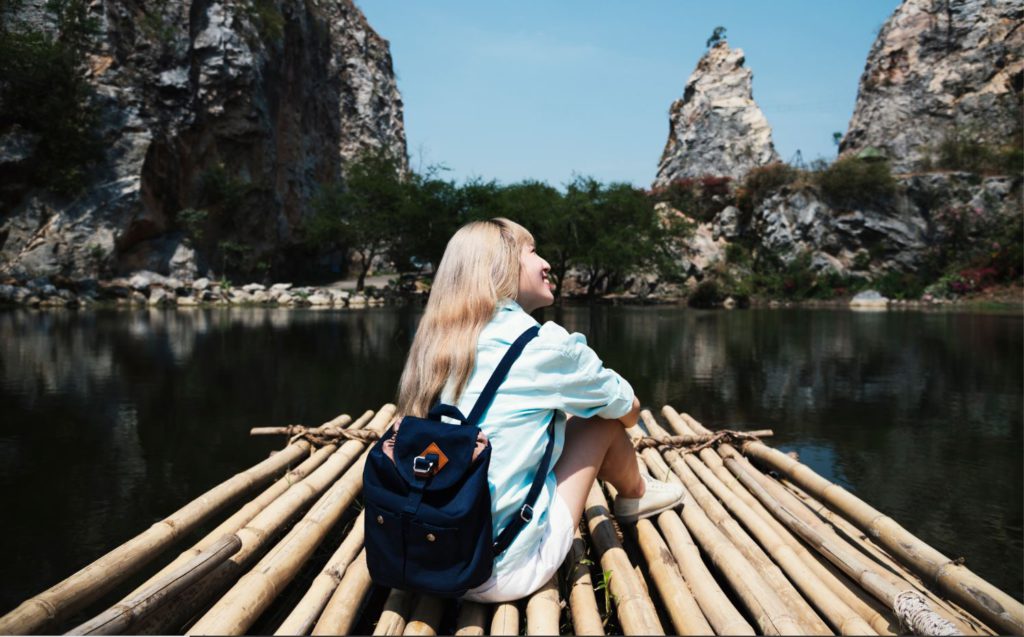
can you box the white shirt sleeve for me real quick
[528,322,635,420]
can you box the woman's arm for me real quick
[618,396,641,428]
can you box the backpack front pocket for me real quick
[364,502,405,588]
[404,519,472,594]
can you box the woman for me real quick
[397,218,684,603]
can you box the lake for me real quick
[0,304,1020,615]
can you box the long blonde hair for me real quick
[397,218,534,418]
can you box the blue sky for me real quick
[359,1,903,189]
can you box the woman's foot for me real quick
[612,474,685,523]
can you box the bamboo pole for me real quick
[374,589,414,636]
[725,452,963,635]
[628,420,808,635]
[644,411,874,636]
[0,436,313,635]
[655,508,755,635]
[632,517,713,635]
[603,474,712,636]
[122,445,336,633]
[645,481,804,635]
[134,408,388,634]
[490,602,519,636]
[310,550,373,636]
[736,430,1024,635]
[67,534,242,635]
[781,477,996,636]
[250,412,352,436]
[274,510,367,635]
[189,404,397,636]
[683,406,969,635]
[584,483,664,635]
[723,445,974,635]
[634,413,830,635]
[621,426,754,635]
[454,601,488,636]
[525,575,561,635]
[402,595,444,636]
[662,406,899,636]
[132,410,373,601]
[563,529,605,636]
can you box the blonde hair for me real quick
[397,218,534,418]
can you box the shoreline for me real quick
[1,273,1021,314]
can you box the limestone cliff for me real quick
[654,41,779,187]
[840,0,1023,172]
[0,0,406,281]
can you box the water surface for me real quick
[0,305,1020,614]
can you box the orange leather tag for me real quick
[419,442,449,473]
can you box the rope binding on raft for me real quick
[251,423,773,453]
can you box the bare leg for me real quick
[553,415,645,525]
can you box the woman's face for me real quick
[517,243,554,312]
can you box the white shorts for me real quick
[462,492,576,603]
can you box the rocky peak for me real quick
[653,41,779,187]
[840,0,1023,172]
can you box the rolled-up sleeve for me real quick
[528,326,635,420]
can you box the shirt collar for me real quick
[498,298,524,312]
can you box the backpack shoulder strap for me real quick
[492,411,556,557]
[465,324,540,427]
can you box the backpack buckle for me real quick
[413,453,438,479]
[520,504,534,522]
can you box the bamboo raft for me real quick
[2,404,1022,636]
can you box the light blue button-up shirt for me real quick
[440,299,635,574]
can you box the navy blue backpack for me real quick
[363,325,555,597]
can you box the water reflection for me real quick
[0,305,1020,611]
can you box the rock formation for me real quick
[734,172,1018,275]
[0,0,406,281]
[841,0,1023,172]
[654,41,779,187]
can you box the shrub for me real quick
[932,130,1023,176]
[816,156,897,209]
[177,208,209,241]
[648,175,732,222]
[200,164,251,211]
[872,270,931,300]
[243,0,285,43]
[737,162,798,213]
[946,266,1000,295]
[649,178,696,215]
[725,242,750,266]
[0,26,102,194]
[687,280,723,308]
[748,251,819,300]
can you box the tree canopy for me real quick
[307,150,690,297]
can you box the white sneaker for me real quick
[612,474,685,523]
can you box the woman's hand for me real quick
[619,396,642,428]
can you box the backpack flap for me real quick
[392,416,483,491]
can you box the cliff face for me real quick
[0,0,406,281]
[654,42,779,187]
[841,0,1023,172]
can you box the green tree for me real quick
[493,180,572,299]
[392,168,462,273]
[567,177,688,297]
[706,26,726,48]
[458,177,503,222]
[308,149,407,291]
